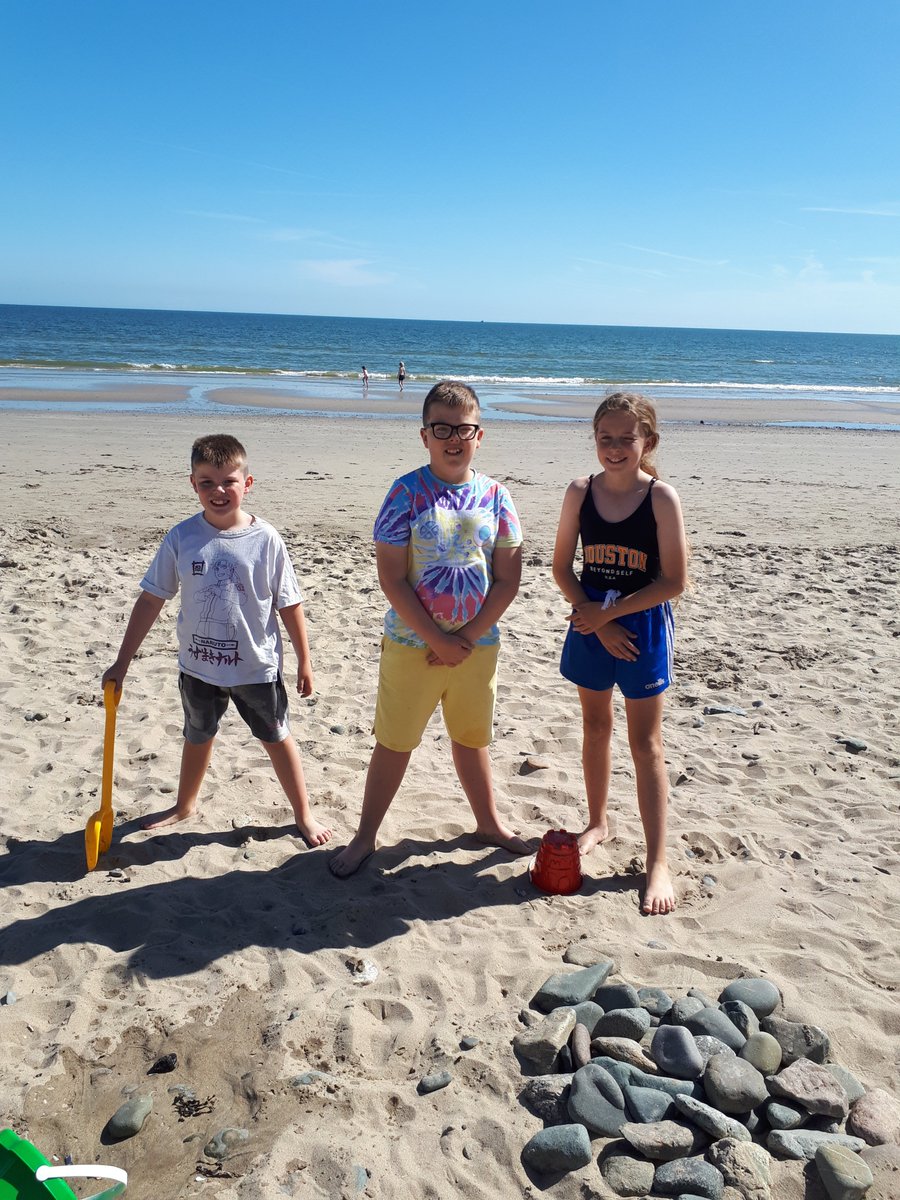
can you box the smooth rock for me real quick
[651,1025,704,1080]
[1,992,17,1006]
[718,978,781,1017]
[563,944,616,970]
[571,1022,592,1070]
[620,1119,703,1161]
[672,1093,752,1143]
[290,1070,340,1088]
[825,1066,866,1105]
[707,1137,772,1200]
[652,1154,725,1198]
[596,1007,653,1041]
[687,988,717,1008]
[668,996,707,1025]
[595,981,641,1010]
[768,1057,849,1120]
[459,1035,479,1050]
[638,986,674,1019]
[521,1123,592,1174]
[571,1000,606,1035]
[740,1032,782,1075]
[704,1052,768,1113]
[418,1070,452,1094]
[765,1099,808,1130]
[204,1128,250,1161]
[703,704,747,716]
[624,1083,676,1124]
[514,1007,576,1073]
[760,1014,829,1065]
[767,1129,867,1160]
[591,1036,657,1072]
[591,1057,699,1099]
[106,1094,152,1139]
[847,1087,900,1145]
[567,1063,626,1136]
[533,963,614,1012]
[836,737,867,753]
[815,1143,874,1200]
[600,1151,656,1196]
[519,1075,572,1126]
[721,1000,760,1039]
[694,1035,735,1068]
[683,1008,747,1051]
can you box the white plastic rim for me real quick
[35,1163,128,1184]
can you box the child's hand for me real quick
[596,622,639,661]
[101,662,127,694]
[426,632,473,667]
[297,666,314,697]
[567,601,610,635]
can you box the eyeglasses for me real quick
[425,422,481,441]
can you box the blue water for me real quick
[1,304,898,425]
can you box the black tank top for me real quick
[579,476,659,596]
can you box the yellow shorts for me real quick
[373,638,500,753]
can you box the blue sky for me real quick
[2,1,898,333]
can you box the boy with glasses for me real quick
[329,381,531,877]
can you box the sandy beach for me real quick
[1,400,898,1198]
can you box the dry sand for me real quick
[1,405,898,1199]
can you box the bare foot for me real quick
[141,805,193,830]
[296,818,333,848]
[474,827,535,855]
[328,836,375,879]
[577,821,610,856]
[641,861,676,915]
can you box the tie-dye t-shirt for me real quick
[374,466,523,647]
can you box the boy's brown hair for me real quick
[422,380,481,426]
[190,434,247,471]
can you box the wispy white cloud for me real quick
[802,205,900,217]
[298,258,395,287]
[620,243,729,267]
[262,227,363,251]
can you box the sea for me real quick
[1,303,898,428]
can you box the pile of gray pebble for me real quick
[514,955,899,1199]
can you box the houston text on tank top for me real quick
[579,476,660,597]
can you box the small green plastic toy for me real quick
[0,1130,126,1200]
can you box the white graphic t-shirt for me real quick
[141,513,302,686]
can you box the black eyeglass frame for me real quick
[424,421,481,441]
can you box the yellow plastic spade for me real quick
[85,681,121,871]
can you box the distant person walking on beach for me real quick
[328,380,531,878]
[398,360,406,390]
[361,365,369,389]
[102,433,332,848]
[552,393,687,915]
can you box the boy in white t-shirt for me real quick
[102,434,332,846]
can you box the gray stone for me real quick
[815,1143,874,1200]
[703,704,747,716]
[519,1075,571,1126]
[836,736,867,753]
[694,1035,735,1068]
[591,1037,657,1072]
[687,987,717,1008]
[767,1130,867,1160]
[417,1070,452,1094]
[596,981,641,1010]
[571,1022,592,1069]
[563,944,616,970]
[567,1063,626,1136]
[204,1128,250,1161]
[760,1014,829,1065]
[533,963,613,1011]
[521,1123,592,1174]
[740,1032,782,1075]
[620,1119,704,1161]
[653,1154,725,1198]
[669,996,706,1025]
[718,978,781,1017]
[768,1058,849,1120]
[591,1057,700,1099]
[589,1055,635,1091]
[765,1099,808,1130]
[672,1093,752,1143]
[290,1070,340,1088]
[106,1094,152,1139]
[825,1066,866,1105]
[624,1084,676,1123]
[638,986,674,1019]
[847,1086,900,1145]
[514,1007,576,1073]
[704,1052,768,1114]
[557,1044,573,1074]
[707,1137,772,1200]
[600,1151,656,1196]
[1,992,17,1006]
[683,1007,747,1051]
[571,1000,606,1035]
[459,1035,479,1050]
[596,1007,653,1041]
[721,999,760,1039]
[651,1026,704,1079]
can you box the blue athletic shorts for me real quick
[560,588,674,699]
